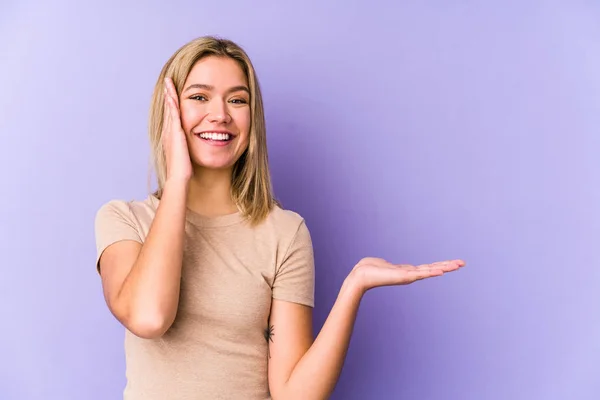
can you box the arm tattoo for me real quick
[264,324,274,359]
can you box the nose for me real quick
[207,99,231,124]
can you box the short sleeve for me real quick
[94,200,143,274]
[272,220,315,308]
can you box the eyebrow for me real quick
[183,83,250,94]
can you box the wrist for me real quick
[163,177,190,193]
[341,270,367,299]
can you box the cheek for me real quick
[180,103,204,132]
[235,109,252,136]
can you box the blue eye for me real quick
[190,95,207,101]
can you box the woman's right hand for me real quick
[163,77,193,184]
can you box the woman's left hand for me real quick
[348,257,466,294]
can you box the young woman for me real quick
[94,36,465,400]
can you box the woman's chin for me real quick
[192,159,236,173]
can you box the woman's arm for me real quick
[268,258,465,400]
[267,275,362,400]
[98,78,192,339]
[98,179,189,339]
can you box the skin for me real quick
[98,55,466,400]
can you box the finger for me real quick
[403,265,420,273]
[164,86,183,128]
[164,84,175,113]
[169,96,183,127]
[423,260,460,272]
[163,93,173,141]
[411,268,444,281]
[163,89,169,124]
[165,77,180,108]
[439,259,466,268]
[442,260,464,271]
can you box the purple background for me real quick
[1,1,599,399]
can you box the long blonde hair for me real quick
[147,36,276,225]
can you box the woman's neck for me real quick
[186,167,238,217]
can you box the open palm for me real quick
[351,257,465,292]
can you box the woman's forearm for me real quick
[277,257,463,399]
[282,275,365,400]
[117,179,189,337]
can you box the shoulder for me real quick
[268,206,316,306]
[95,198,131,218]
[263,205,311,238]
[93,197,156,270]
[262,205,314,255]
[267,205,307,228]
[94,195,157,230]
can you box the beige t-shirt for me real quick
[94,194,315,400]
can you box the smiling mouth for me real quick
[196,132,234,142]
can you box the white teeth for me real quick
[199,132,231,141]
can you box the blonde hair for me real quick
[147,36,277,225]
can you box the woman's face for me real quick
[178,55,251,173]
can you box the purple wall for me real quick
[1,1,598,399]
